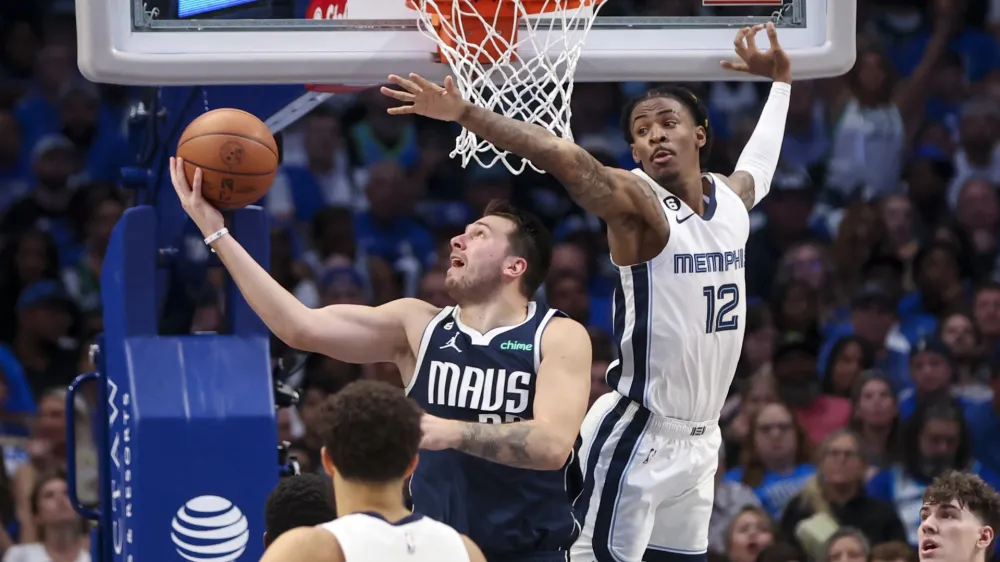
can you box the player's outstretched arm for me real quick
[419,317,591,470]
[380,75,646,227]
[170,157,425,365]
[718,23,792,210]
[260,527,343,562]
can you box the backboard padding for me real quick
[77,0,855,85]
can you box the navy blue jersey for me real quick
[406,303,581,562]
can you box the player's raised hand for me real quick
[721,22,791,83]
[381,74,469,122]
[170,157,224,238]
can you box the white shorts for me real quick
[571,392,721,562]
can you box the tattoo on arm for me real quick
[459,105,626,218]
[454,422,536,468]
[728,171,757,210]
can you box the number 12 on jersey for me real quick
[702,284,740,333]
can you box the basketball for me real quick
[176,108,278,210]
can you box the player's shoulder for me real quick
[260,526,342,562]
[459,533,488,562]
[382,298,444,329]
[540,316,591,353]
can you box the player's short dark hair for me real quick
[320,380,422,483]
[263,473,336,548]
[620,85,713,169]
[923,471,1000,557]
[483,199,553,299]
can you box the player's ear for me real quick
[631,144,641,164]
[403,454,419,478]
[977,525,994,550]
[320,446,337,478]
[695,126,707,150]
[506,255,528,280]
[263,531,270,549]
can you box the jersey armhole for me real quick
[532,308,560,371]
[404,306,454,396]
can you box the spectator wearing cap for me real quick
[772,335,851,446]
[318,266,366,307]
[962,362,1000,476]
[897,337,957,419]
[819,282,912,393]
[745,165,816,300]
[8,280,79,398]
[0,134,82,267]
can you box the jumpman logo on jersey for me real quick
[439,333,462,353]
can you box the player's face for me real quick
[918,501,993,562]
[629,96,706,185]
[447,216,524,302]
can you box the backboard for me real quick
[77,0,856,86]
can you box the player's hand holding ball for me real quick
[721,22,792,84]
[380,74,469,122]
[170,157,225,238]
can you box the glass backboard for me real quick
[76,0,855,86]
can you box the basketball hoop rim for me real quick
[405,0,605,17]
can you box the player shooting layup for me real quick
[382,23,791,562]
[171,156,592,561]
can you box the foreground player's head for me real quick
[263,473,337,548]
[447,199,552,304]
[918,471,1000,562]
[621,86,713,187]
[319,380,422,486]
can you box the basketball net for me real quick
[408,0,606,174]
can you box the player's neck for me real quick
[456,292,530,335]
[334,479,412,523]
[663,170,709,216]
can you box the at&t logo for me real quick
[170,496,249,562]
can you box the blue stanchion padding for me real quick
[99,205,276,562]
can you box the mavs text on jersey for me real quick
[406,303,581,562]
[572,171,750,562]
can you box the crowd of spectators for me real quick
[2,0,1000,560]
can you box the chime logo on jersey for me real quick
[426,361,530,414]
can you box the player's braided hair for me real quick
[263,473,336,547]
[620,86,713,169]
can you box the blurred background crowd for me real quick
[2,0,1000,560]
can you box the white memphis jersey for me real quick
[318,512,470,562]
[608,169,749,422]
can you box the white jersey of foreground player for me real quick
[609,169,749,423]
[318,512,472,562]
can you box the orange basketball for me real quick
[177,108,278,210]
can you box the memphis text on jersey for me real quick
[426,361,529,424]
[673,249,746,274]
